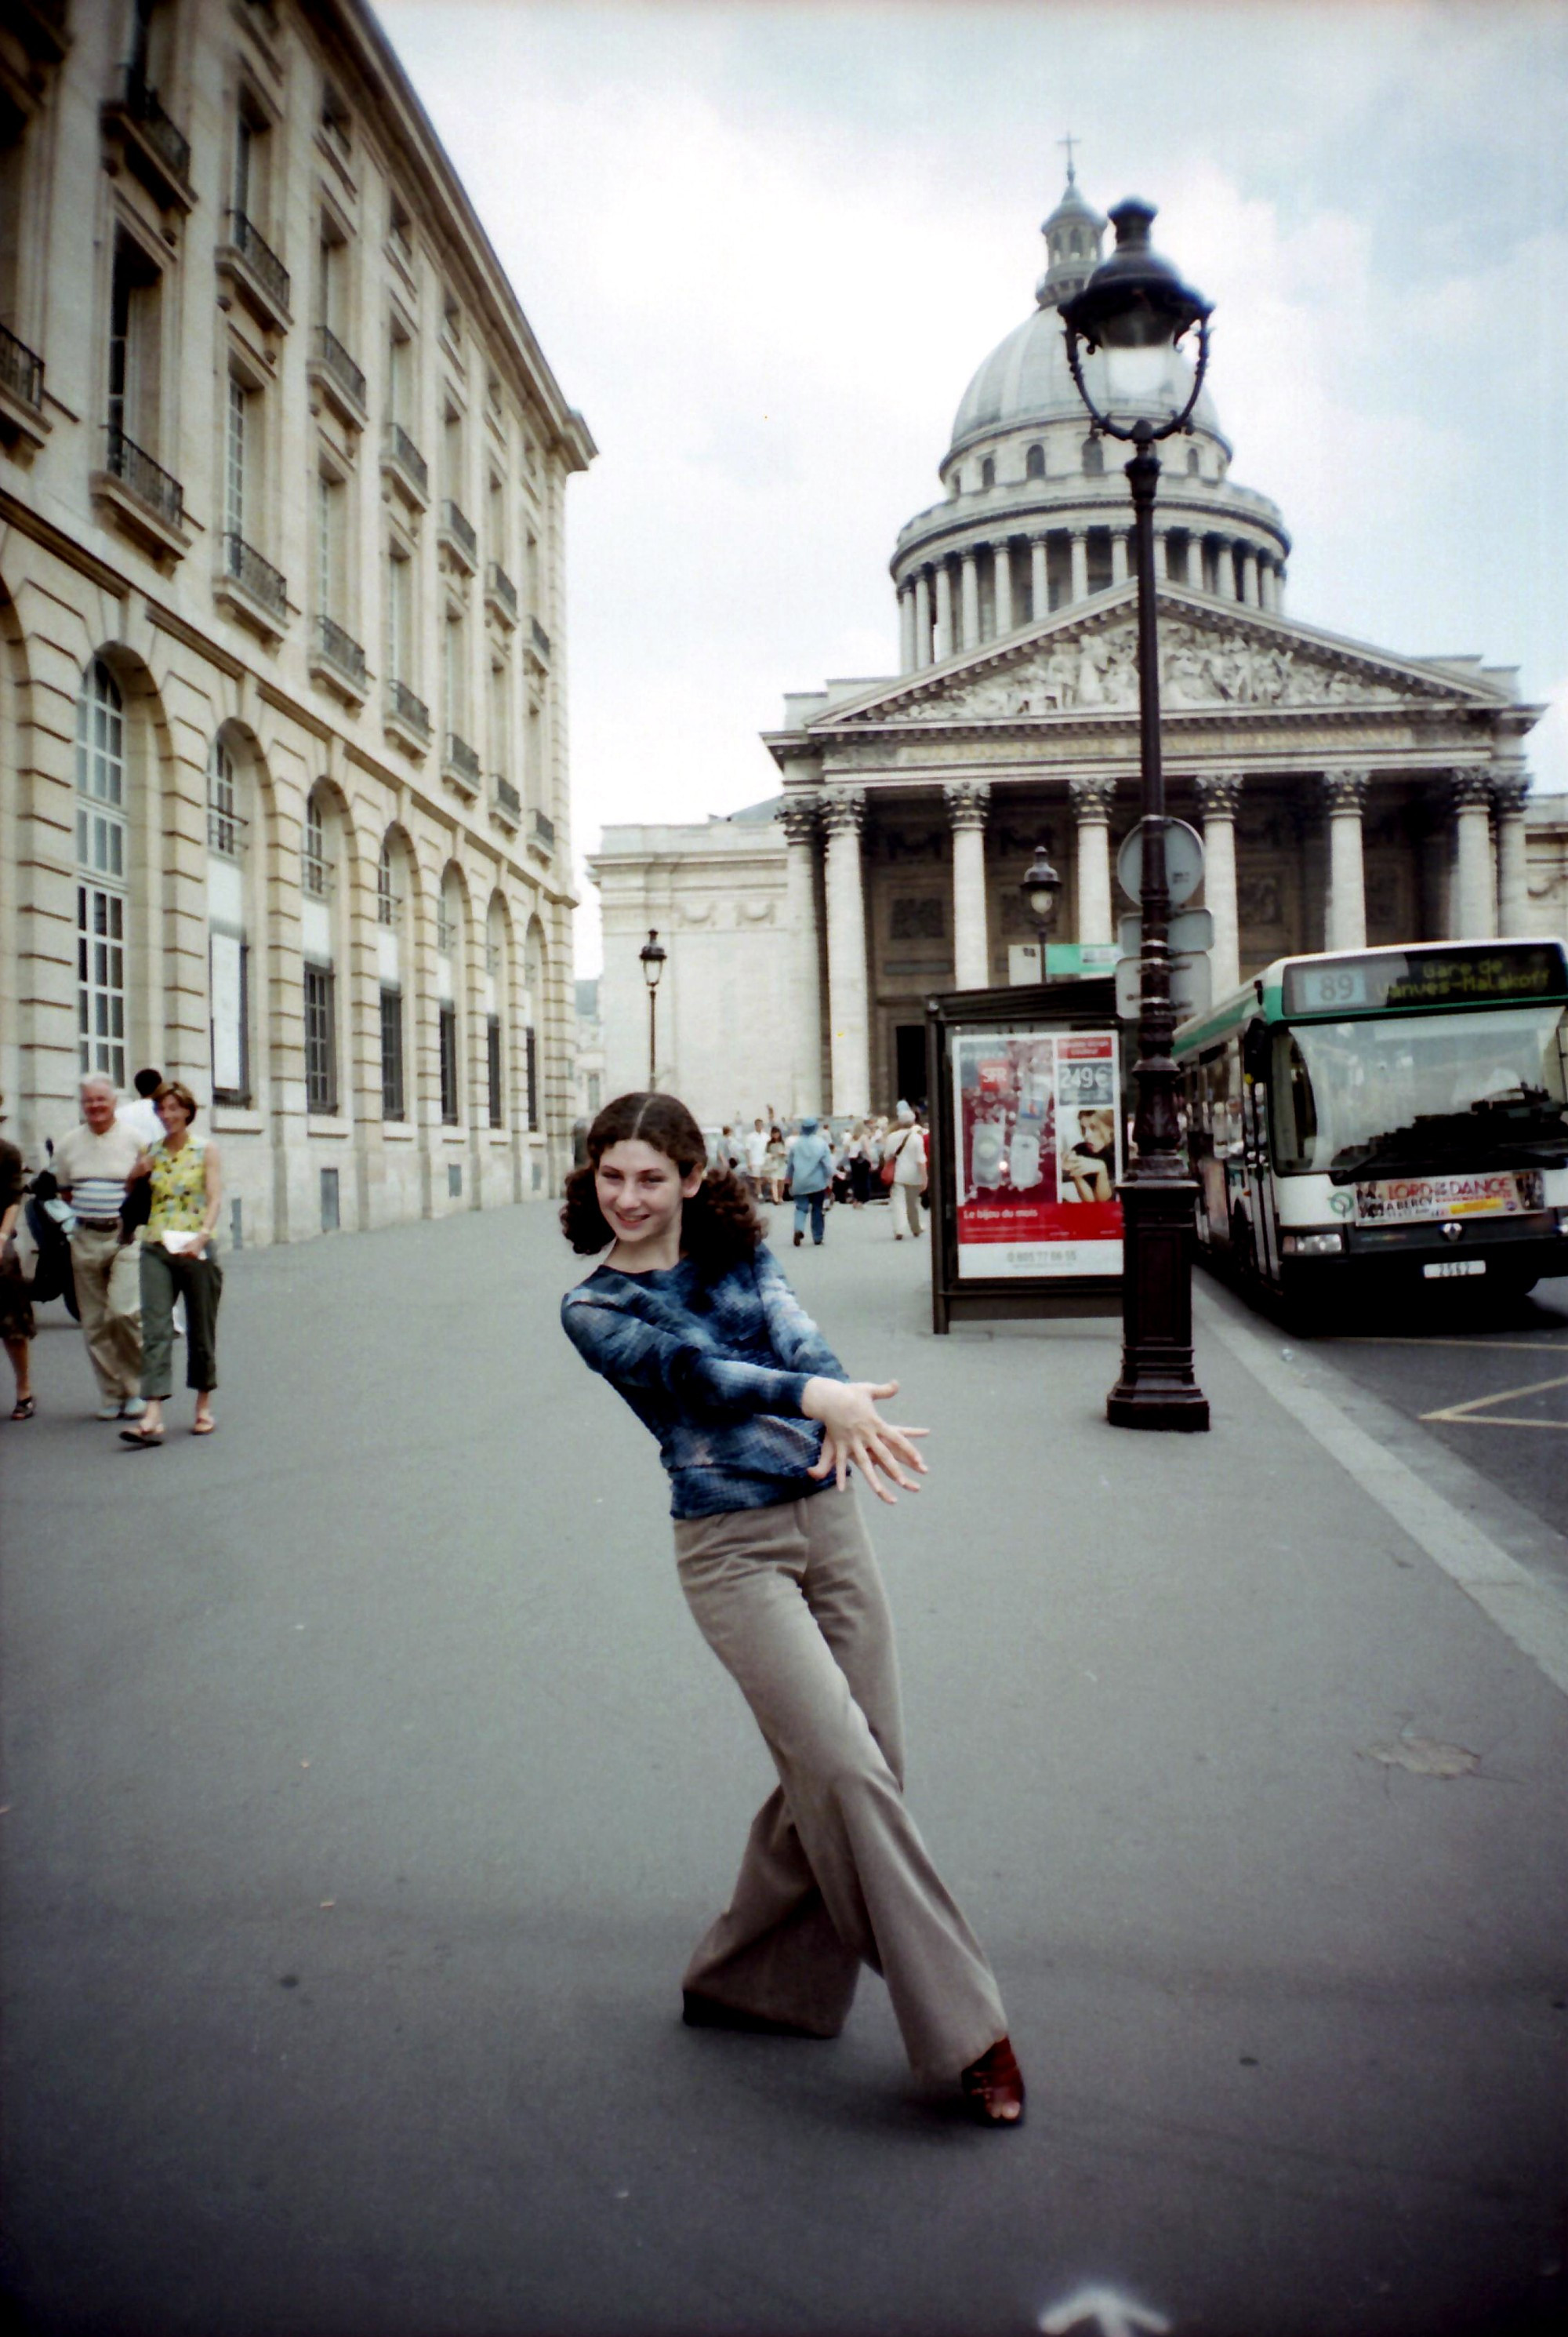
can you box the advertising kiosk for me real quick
[926,976,1125,1334]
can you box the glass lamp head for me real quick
[639,929,666,990]
[1022,845,1062,934]
[1060,198,1210,413]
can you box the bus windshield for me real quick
[1271,1005,1568,1179]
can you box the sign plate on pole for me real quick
[1117,908,1215,958]
[1116,818,1204,907]
[1116,954,1214,1023]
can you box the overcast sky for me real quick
[378,0,1568,975]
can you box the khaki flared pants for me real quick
[673,1486,1007,2081]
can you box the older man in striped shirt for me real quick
[54,1074,146,1421]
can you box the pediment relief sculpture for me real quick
[842,616,1475,728]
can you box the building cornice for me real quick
[310,0,596,474]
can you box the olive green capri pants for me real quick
[673,1485,1007,2082]
[140,1242,223,1398]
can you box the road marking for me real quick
[1421,1372,1568,1430]
[1041,2287,1172,2337]
[1197,1292,1568,1702]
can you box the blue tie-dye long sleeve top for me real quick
[560,1243,851,1519]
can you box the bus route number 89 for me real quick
[1298,966,1370,1011]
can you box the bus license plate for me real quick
[1423,1259,1486,1278]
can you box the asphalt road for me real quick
[1196,1259,1568,1565]
[2,1203,1566,2337]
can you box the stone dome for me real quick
[950,303,1221,452]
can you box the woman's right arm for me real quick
[561,1294,818,1422]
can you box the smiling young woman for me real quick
[557,1090,1025,2128]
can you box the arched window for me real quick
[75,658,129,1086]
[980,456,995,490]
[377,832,408,1121]
[1025,443,1045,480]
[437,867,463,1126]
[1081,437,1104,477]
[523,921,545,1137]
[485,896,507,1129]
[302,784,339,1114]
[1187,445,1200,476]
[207,735,251,1103]
[948,469,961,498]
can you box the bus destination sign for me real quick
[1283,943,1568,1019]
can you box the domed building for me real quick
[591,172,1563,1125]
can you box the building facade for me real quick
[0,0,593,1242]
[593,173,1565,1118]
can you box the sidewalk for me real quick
[1,1199,1564,2337]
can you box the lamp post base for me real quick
[1106,1174,1210,1431]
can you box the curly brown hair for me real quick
[560,1091,765,1273]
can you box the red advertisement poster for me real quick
[951,1029,1123,1279]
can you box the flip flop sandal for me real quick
[9,1396,35,1422]
[119,1426,164,1448]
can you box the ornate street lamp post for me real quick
[639,927,666,1089]
[1060,198,1210,1430]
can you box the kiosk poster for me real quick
[951,1029,1123,1278]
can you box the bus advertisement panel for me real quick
[951,1028,1123,1278]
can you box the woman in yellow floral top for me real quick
[121,1080,223,1447]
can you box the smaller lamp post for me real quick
[639,928,666,1089]
[1021,844,1062,962]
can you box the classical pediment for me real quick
[812,589,1516,732]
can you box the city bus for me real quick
[1175,940,1568,1308]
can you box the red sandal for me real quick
[960,2035,1025,2128]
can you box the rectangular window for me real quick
[78,882,127,1088]
[107,231,162,454]
[210,930,249,1103]
[385,545,412,684]
[444,607,466,737]
[524,1022,539,1133]
[380,985,405,1120]
[303,962,337,1114]
[486,1013,503,1129]
[438,1001,459,1125]
[226,373,246,537]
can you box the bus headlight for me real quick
[1281,1230,1345,1258]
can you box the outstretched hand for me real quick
[802,1377,929,1505]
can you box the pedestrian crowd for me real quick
[706,1107,931,1249]
[0,1069,223,1445]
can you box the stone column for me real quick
[898,583,916,674]
[960,549,980,649]
[1111,531,1129,587]
[993,540,1014,635]
[1068,776,1116,944]
[1069,527,1089,605]
[1240,547,1259,606]
[913,569,931,669]
[1216,540,1238,601]
[1492,761,1530,934]
[822,788,871,1117]
[1195,772,1244,994]
[934,562,954,660]
[779,793,823,1117]
[1450,771,1497,939]
[1030,536,1048,623]
[942,783,992,989]
[1320,769,1370,951]
[1152,532,1168,582]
